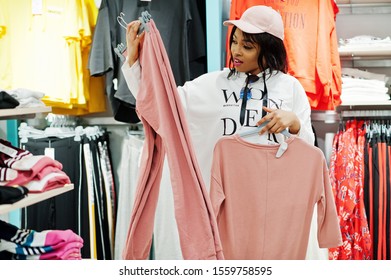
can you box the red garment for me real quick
[122,19,223,260]
[226,0,342,110]
[367,140,374,259]
[388,143,391,257]
[363,122,391,260]
[328,120,371,260]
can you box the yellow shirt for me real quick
[52,0,106,114]
[6,0,106,114]
[0,0,12,89]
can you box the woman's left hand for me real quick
[256,106,301,135]
[125,20,145,66]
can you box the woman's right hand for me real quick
[126,20,145,66]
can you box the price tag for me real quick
[45,147,55,160]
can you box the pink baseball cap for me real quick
[223,5,284,40]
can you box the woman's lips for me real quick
[233,58,243,67]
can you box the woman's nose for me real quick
[231,46,241,56]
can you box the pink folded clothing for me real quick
[8,155,63,172]
[0,223,84,260]
[0,142,70,192]
[39,241,84,260]
[1,244,83,260]
[24,170,71,193]
[6,155,63,186]
[45,229,84,248]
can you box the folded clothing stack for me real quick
[0,88,46,108]
[341,67,390,104]
[0,219,83,260]
[0,139,71,193]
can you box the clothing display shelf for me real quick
[336,1,391,14]
[0,106,74,215]
[338,38,391,68]
[336,101,391,118]
[311,110,340,124]
[338,45,391,67]
[0,107,52,120]
[336,1,391,66]
[0,184,74,215]
[339,46,391,60]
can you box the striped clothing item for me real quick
[0,139,32,168]
[0,220,83,260]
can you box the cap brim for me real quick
[223,19,264,34]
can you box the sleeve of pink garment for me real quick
[122,19,224,260]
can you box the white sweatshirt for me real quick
[122,60,315,189]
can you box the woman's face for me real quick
[230,28,262,75]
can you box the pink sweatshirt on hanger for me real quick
[122,19,223,260]
[210,135,342,259]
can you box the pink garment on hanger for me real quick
[210,135,342,259]
[122,19,223,260]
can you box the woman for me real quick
[122,5,324,259]
[123,5,314,182]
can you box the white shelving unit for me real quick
[336,101,391,118]
[312,1,391,163]
[0,106,52,119]
[336,0,391,107]
[336,1,391,67]
[339,45,391,59]
[338,44,391,68]
[0,106,74,215]
[0,184,74,214]
[336,0,391,14]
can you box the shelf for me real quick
[0,184,74,214]
[336,0,391,3]
[338,45,391,67]
[80,116,133,126]
[311,110,340,123]
[336,101,391,118]
[337,2,391,14]
[0,107,52,120]
[336,101,391,111]
[339,45,391,58]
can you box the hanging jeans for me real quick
[122,19,223,260]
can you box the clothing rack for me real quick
[18,123,117,260]
[330,103,391,259]
[329,110,391,259]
